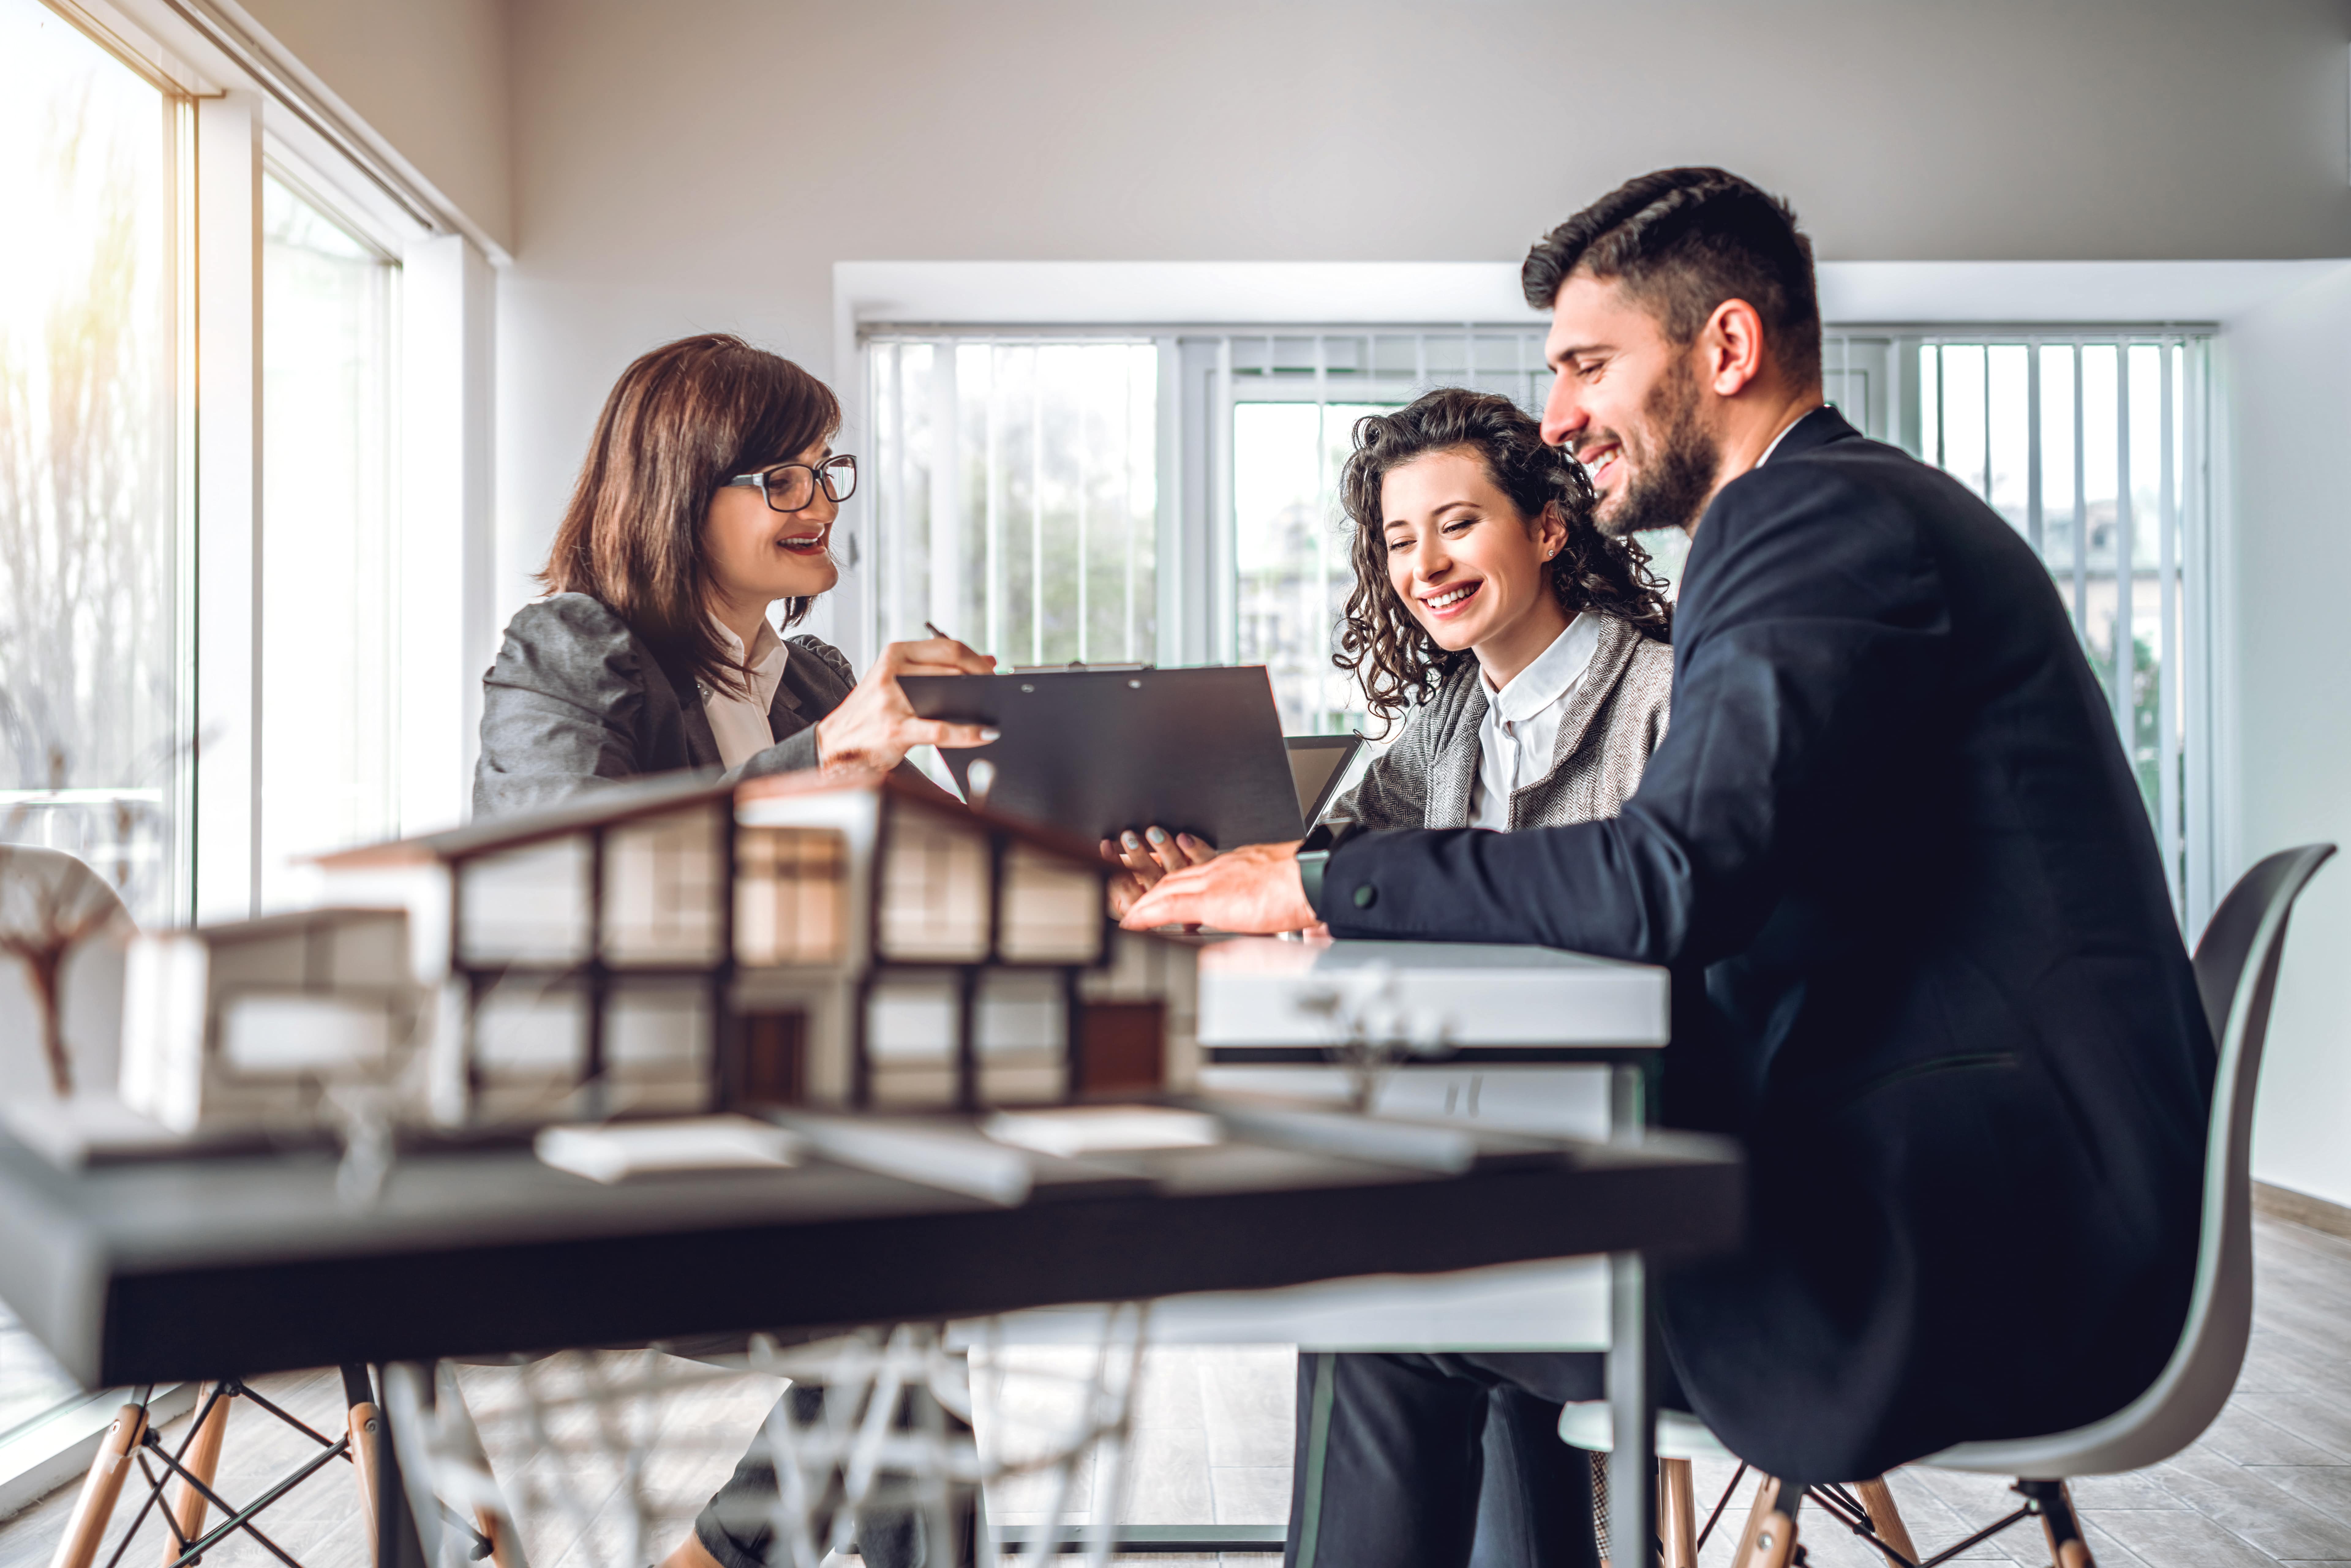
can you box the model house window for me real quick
[460,839,593,965]
[866,324,2217,923]
[877,809,991,961]
[257,174,400,909]
[736,825,848,967]
[603,804,727,966]
[0,0,182,924]
[998,842,1104,963]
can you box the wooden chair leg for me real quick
[162,1385,232,1564]
[1659,1457,1698,1568]
[1733,1475,1800,1568]
[1729,1472,1782,1567]
[1853,1476,1919,1563]
[47,1401,149,1568]
[431,1367,527,1568]
[2023,1479,2096,1568]
[472,1507,524,1568]
[341,1367,383,1567]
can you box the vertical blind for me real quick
[865,338,1158,667]
[865,324,2214,923]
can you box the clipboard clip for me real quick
[1007,661,1156,673]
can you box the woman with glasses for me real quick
[474,332,995,819]
[476,333,980,1568]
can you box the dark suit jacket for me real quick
[1312,407,2213,1481]
[472,592,858,820]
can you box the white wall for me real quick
[2224,263,2351,1210]
[500,0,2351,620]
[234,0,512,251]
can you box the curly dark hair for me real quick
[1334,387,1672,727]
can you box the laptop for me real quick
[1285,734,1367,826]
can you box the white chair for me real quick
[0,844,133,1099]
[1558,842,2337,1568]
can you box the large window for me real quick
[258,172,400,907]
[0,0,182,1479]
[865,323,2217,922]
[1218,333,1559,734]
[1913,335,2210,917]
[0,0,182,923]
[0,0,480,1491]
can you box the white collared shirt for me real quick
[703,615,791,772]
[1756,404,1821,468]
[1468,614,1605,831]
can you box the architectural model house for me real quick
[117,908,417,1134]
[311,769,1200,1127]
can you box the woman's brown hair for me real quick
[1334,387,1672,727]
[540,333,841,699]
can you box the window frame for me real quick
[859,319,2223,932]
[0,0,503,1498]
[23,0,507,924]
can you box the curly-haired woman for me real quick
[1324,384,1673,837]
[1105,385,1672,910]
[1287,386,1673,1568]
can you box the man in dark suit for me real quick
[1124,169,2212,1562]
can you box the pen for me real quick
[924,621,952,642]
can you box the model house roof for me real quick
[315,766,1110,874]
[736,769,1108,869]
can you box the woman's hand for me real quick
[814,637,998,773]
[1101,827,1218,920]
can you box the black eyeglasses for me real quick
[723,453,858,512]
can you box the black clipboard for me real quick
[898,666,1305,849]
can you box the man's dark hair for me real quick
[1522,168,1822,389]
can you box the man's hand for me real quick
[814,637,997,772]
[1101,827,1217,920]
[1120,840,1322,934]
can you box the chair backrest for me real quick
[1973,843,2335,1476]
[0,845,135,1099]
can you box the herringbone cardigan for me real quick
[1324,611,1672,833]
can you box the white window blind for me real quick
[864,323,2215,924]
[257,171,401,910]
[1813,330,2214,921]
[864,337,1158,667]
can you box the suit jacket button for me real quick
[1352,884,1377,909]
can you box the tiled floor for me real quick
[4,1212,2349,1567]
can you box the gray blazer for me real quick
[1325,611,1672,833]
[472,592,857,820]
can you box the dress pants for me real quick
[695,1384,973,1568]
[1285,1352,1607,1568]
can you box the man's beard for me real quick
[1594,362,1720,539]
